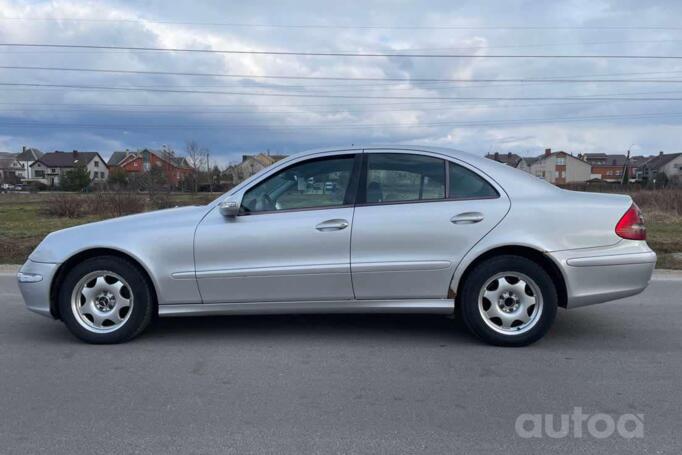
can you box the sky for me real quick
[1,0,682,165]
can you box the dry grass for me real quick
[88,192,148,218]
[0,192,216,264]
[42,193,87,218]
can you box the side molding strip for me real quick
[159,299,454,317]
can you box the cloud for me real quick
[0,0,681,164]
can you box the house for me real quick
[0,153,23,184]
[485,152,522,167]
[516,156,540,173]
[485,148,591,184]
[108,148,192,186]
[30,151,109,187]
[582,153,638,182]
[15,146,43,180]
[222,153,288,186]
[636,152,682,184]
[520,149,592,184]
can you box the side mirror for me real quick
[219,197,240,217]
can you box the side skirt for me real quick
[158,299,454,317]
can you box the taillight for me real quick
[615,203,646,240]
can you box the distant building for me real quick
[0,153,23,184]
[636,152,682,183]
[486,148,591,184]
[516,156,540,173]
[485,152,522,167]
[527,149,591,184]
[108,148,192,186]
[15,147,43,180]
[582,153,638,182]
[222,152,288,186]
[31,151,108,187]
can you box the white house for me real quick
[526,149,591,184]
[30,151,109,187]
[15,147,43,180]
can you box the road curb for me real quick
[652,269,682,281]
[0,264,20,274]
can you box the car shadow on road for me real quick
[145,313,479,345]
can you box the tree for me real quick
[61,164,91,191]
[108,167,129,190]
[185,140,207,193]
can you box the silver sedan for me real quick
[17,146,656,346]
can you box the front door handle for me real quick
[451,212,484,224]
[316,219,349,232]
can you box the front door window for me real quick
[241,155,356,213]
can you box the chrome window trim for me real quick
[223,147,504,217]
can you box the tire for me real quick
[58,255,154,344]
[458,255,557,347]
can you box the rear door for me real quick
[350,150,510,300]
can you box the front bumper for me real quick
[549,240,656,308]
[17,260,60,318]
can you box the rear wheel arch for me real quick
[453,245,568,309]
[50,248,158,320]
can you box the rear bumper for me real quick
[549,241,656,309]
[17,260,60,318]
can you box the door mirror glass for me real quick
[219,197,241,217]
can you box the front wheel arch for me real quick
[453,245,567,310]
[50,248,158,320]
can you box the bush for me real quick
[87,192,147,218]
[43,194,86,218]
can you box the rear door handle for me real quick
[450,212,484,224]
[316,219,349,232]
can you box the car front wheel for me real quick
[58,256,154,344]
[458,255,558,347]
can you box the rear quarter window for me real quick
[449,162,499,199]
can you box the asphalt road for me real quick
[0,273,680,454]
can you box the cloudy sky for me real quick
[1,0,682,164]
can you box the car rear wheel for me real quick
[458,255,557,347]
[58,256,154,344]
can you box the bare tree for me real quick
[185,140,207,193]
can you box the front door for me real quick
[351,151,510,300]
[194,153,359,303]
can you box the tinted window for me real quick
[448,162,498,199]
[365,153,445,203]
[241,155,355,213]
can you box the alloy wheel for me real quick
[70,270,134,333]
[478,271,543,335]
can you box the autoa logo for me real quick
[515,407,644,439]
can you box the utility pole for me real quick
[620,149,630,185]
[207,152,212,194]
